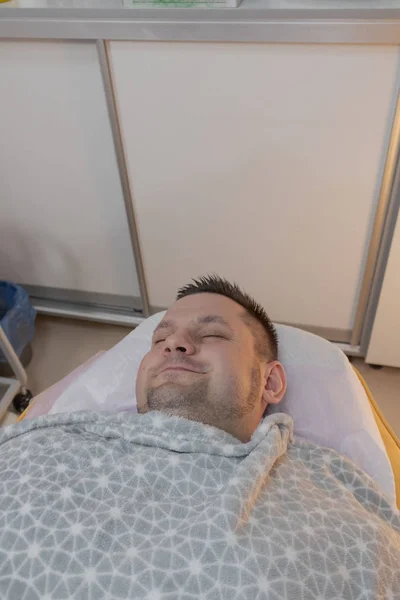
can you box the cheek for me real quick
[205,346,241,377]
[139,347,158,369]
[136,352,154,401]
[208,344,254,379]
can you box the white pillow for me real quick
[49,312,395,502]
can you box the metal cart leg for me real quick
[0,326,32,415]
[0,326,28,387]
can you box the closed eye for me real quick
[153,338,166,345]
[202,334,226,339]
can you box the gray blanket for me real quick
[0,410,399,600]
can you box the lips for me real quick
[157,361,207,376]
[160,366,202,374]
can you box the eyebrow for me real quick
[196,315,233,331]
[153,315,234,335]
[153,319,175,334]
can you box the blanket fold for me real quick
[0,410,399,600]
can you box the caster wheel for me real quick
[12,389,33,414]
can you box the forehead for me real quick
[162,293,247,328]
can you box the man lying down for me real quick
[0,276,399,600]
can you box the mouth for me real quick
[160,366,204,375]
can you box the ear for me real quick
[261,361,287,406]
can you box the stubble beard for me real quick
[146,364,261,427]
[147,378,215,422]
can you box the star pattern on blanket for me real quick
[0,411,399,600]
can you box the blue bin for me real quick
[0,282,36,363]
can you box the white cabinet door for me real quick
[0,40,140,308]
[366,210,400,367]
[108,41,399,339]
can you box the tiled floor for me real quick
[1,316,399,438]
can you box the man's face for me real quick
[136,293,274,441]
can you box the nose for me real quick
[164,331,196,355]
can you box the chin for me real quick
[147,385,188,411]
[147,380,208,414]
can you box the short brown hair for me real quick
[176,274,278,361]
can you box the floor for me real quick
[0,316,132,427]
[351,357,400,438]
[1,316,399,438]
